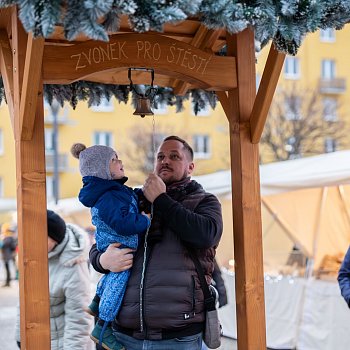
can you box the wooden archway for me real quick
[0,6,285,350]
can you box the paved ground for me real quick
[0,267,237,350]
[0,277,19,350]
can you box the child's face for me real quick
[110,153,125,180]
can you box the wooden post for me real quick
[12,8,51,350]
[224,29,267,349]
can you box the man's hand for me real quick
[143,173,166,203]
[100,243,134,272]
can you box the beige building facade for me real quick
[1,26,350,203]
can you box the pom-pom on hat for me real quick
[47,210,66,244]
[71,143,116,180]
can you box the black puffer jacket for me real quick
[90,179,223,340]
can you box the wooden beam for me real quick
[173,28,222,95]
[225,29,267,350]
[216,91,231,119]
[250,44,285,143]
[12,7,51,350]
[19,32,44,140]
[172,25,208,95]
[0,29,14,130]
[42,33,237,91]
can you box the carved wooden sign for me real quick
[43,33,237,90]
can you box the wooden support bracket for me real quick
[19,32,44,140]
[0,29,15,131]
[250,44,285,144]
[216,91,231,120]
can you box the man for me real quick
[90,135,223,350]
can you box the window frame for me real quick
[320,28,335,43]
[284,57,300,80]
[193,134,211,159]
[93,131,113,147]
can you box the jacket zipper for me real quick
[139,204,153,332]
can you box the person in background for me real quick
[0,223,17,287]
[71,143,150,350]
[90,135,223,350]
[15,210,93,349]
[338,246,350,308]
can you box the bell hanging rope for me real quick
[128,68,158,118]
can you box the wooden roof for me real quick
[0,5,287,350]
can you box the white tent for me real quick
[193,152,350,350]
[193,150,350,271]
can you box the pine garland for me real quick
[0,0,349,54]
[0,0,349,111]
[0,79,216,114]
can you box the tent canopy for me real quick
[193,150,350,196]
[193,151,350,271]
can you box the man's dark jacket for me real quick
[90,179,223,340]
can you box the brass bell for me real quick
[133,96,154,118]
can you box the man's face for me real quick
[48,236,57,252]
[155,140,194,185]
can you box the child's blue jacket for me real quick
[78,176,150,252]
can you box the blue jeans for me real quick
[113,331,203,350]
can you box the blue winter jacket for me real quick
[79,176,150,252]
[338,246,350,307]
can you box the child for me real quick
[71,143,150,350]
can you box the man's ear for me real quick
[188,162,195,175]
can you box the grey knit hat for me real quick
[71,143,116,180]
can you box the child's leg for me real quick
[90,271,130,350]
[97,270,129,322]
[86,294,100,317]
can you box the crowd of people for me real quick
[3,135,228,350]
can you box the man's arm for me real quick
[338,246,350,307]
[154,193,223,249]
[89,243,134,273]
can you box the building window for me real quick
[322,59,335,79]
[91,97,114,112]
[93,131,112,147]
[192,103,210,117]
[0,129,3,155]
[193,135,211,159]
[45,128,55,153]
[320,28,335,42]
[323,98,337,121]
[284,57,300,79]
[46,176,54,200]
[324,138,337,153]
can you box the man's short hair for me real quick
[163,135,194,161]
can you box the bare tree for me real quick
[260,86,347,163]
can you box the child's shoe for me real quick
[90,322,125,350]
[85,298,99,317]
